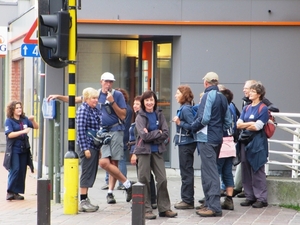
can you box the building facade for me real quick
[2,0,300,169]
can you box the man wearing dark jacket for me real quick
[191,72,232,217]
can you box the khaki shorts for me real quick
[100,130,124,161]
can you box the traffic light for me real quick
[38,11,70,68]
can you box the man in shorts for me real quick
[47,72,134,205]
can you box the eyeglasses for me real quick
[250,90,257,94]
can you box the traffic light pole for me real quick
[63,0,79,215]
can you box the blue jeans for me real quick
[218,157,234,188]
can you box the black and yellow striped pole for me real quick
[63,0,79,215]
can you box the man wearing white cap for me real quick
[47,72,134,209]
[191,72,232,217]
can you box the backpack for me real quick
[177,104,199,118]
[245,103,276,138]
[229,102,240,142]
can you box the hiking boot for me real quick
[125,181,135,202]
[107,193,116,204]
[101,184,109,190]
[221,197,234,210]
[174,201,194,209]
[79,199,99,212]
[151,203,157,209]
[196,208,222,217]
[198,197,205,204]
[252,201,268,208]
[13,193,24,200]
[240,199,256,206]
[86,198,99,210]
[6,192,14,200]
[145,211,157,220]
[237,191,246,198]
[159,210,178,218]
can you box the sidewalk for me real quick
[0,152,300,225]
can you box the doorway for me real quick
[139,40,172,164]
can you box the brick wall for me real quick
[11,60,22,101]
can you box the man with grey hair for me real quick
[191,72,232,217]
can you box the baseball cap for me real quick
[202,72,219,82]
[100,72,116,81]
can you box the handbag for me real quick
[238,130,255,145]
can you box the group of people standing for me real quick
[3,71,278,221]
[173,74,279,218]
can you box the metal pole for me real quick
[37,178,50,225]
[38,61,45,179]
[132,182,145,225]
[63,0,78,214]
[54,101,61,203]
[48,118,54,200]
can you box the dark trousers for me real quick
[7,152,28,194]
[137,153,171,213]
[178,142,197,205]
[200,142,222,212]
[136,163,157,204]
[240,143,268,202]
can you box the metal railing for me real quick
[265,112,300,178]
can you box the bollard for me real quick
[37,178,51,225]
[132,182,145,225]
[63,150,79,214]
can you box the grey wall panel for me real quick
[250,27,300,113]
[77,0,182,20]
[180,27,251,85]
[182,0,252,21]
[77,0,300,22]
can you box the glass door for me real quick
[139,40,172,164]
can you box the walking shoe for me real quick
[174,201,194,209]
[240,199,256,206]
[125,181,135,202]
[145,211,157,220]
[196,208,222,217]
[221,197,234,210]
[237,190,246,198]
[252,201,268,208]
[79,199,99,212]
[101,184,109,190]
[151,203,157,209]
[117,185,125,190]
[107,193,116,204]
[232,189,242,197]
[13,193,24,200]
[86,198,99,210]
[159,210,178,218]
[6,192,14,200]
[198,197,205,204]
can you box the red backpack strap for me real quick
[258,103,267,114]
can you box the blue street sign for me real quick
[21,44,40,57]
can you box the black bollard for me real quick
[37,178,51,225]
[131,182,145,225]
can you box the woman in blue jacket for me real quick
[172,85,197,209]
